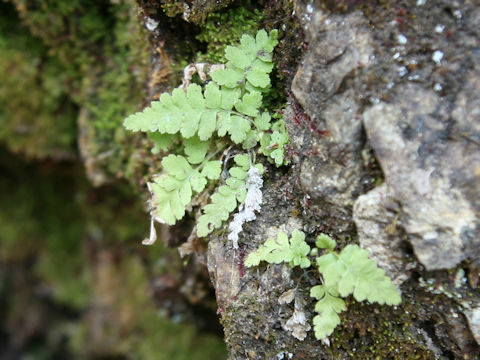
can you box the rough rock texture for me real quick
[206,0,480,359]
[353,184,409,285]
[363,83,479,270]
[292,10,371,210]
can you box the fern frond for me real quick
[316,245,402,305]
[244,230,311,268]
[149,154,221,225]
[310,284,346,340]
[211,29,278,92]
[124,29,281,237]
[196,154,253,237]
[260,119,289,167]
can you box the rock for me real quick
[363,83,480,270]
[292,10,373,111]
[291,9,373,209]
[353,184,408,284]
[465,306,480,345]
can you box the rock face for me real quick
[292,10,371,210]
[363,83,479,270]
[207,0,480,358]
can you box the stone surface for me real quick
[353,184,409,285]
[363,83,480,270]
[291,9,373,210]
[465,306,480,345]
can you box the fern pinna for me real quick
[124,30,287,240]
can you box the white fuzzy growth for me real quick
[284,298,311,341]
[228,166,263,249]
[142,216,157,245]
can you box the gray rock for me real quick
[292,11,373,111]
[465,306,480,345]
[363,83,479,270]
[353,184,409,284]
[291,10,372,209]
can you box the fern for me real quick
[123,29,286,240]
[310,284,346,340]
[244,230,311,268]
[316,244,401,305]
[149,153,221,225]
[245,231,401,341]
[197,154,263,237]
[260,119,289,166]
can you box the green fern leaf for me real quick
[220,87,241,111]
[197,156,252,237]
[233,153,250,168]
[235,91,262,117]
[315,234,336,251]
[186,83,205,108]
[188,173,206,193]
[225,45,252,70]
[149,154,212,225]
[162,154,192,180]
[246,69,270,88]
[256,29,278,53]
[254,112,271,131]
[211,68,244,88]
[149,176,188,225]
[260,120,289,167]
[241,130,258,149]
[149,133,175,154]
[317,245,402,305]
[198,110,217,140]
[228,115,251,144]
[252,58,274,74]
[124,30,281,239]
[204,82,221,108]
[245,230,311,269]
[184,136,209,164]
[201,160,221,180]
[310,284,346,340]
[124,107,161,132]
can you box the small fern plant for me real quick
[124,29,288,241]
[245,231,402,341]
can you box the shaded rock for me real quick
[204,0,480,358]
[292,10,373,110]
[363,83,480,270]
[291,8,372,210]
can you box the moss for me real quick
[0,2,77,159]
[328,291,447,359]
[1,0,150,181]
[68,256,227,359]
[195,5,264,63]
[161,0,234,24]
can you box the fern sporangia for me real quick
[245,231,402,341]
[124,30,288,241]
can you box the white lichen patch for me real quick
[283,297,311,341]
[228,166,263,249]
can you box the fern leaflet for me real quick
[197,154,261,237]
[244,230,311,268]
